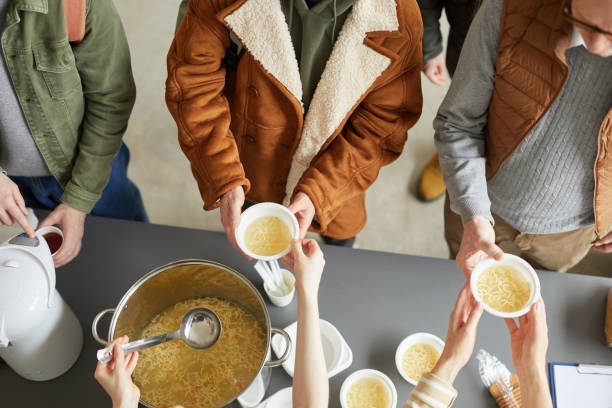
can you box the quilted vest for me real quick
[486,0,612,236]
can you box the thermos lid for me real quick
[0,235,55,346]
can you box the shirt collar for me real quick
[569,27,585,49]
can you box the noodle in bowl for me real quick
[92,260,291,408]
[395,333,444,386]
[340,369,397,408]
[235,203,299,261]
[470,254,541,318]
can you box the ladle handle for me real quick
[97,331,180,363]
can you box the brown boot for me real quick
[417,152,446,202]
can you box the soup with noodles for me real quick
[402,343,440,382]
[347,378,390,408]
[244,216,291,257]
[133,297,266,408]
[477,265,531,313]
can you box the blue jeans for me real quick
[10,143,148,222]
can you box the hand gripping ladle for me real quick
[96,308,222,363]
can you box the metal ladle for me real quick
[96,308,221,363]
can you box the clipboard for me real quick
[549,362,612,408]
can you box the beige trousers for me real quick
[444,196,602,272]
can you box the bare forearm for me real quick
[518,367,553,408]
[112,397,138,408]
[293,292,329,408]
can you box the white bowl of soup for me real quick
[395,332,444,386]
[470,254,541,318]
[340,369,397,408]
[235,203,299,260]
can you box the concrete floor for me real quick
[114,0,610,277]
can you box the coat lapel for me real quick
[284,0,399,204]
[223,0,400,205]
[223,0,303,105]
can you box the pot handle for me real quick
[92,308,115,345]
[265,327,292,367]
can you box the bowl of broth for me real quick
[235,203,299,260]
[470,254,540,318]
[395,332,444,386]
[340,369,397,408]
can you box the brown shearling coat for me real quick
[166,0,423,239]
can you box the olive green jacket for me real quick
[1,0,136,213]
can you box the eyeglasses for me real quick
[562,0,612,40]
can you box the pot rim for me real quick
[106,259,273,408]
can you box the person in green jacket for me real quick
[0,0,146,267]
[415,0,482,202]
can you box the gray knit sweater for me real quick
[434,0,612,234]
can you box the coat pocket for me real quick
[33,42,82,99]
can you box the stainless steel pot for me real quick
[91,259,291,408]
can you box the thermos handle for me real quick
[91,308,115,345]
[265,328,292,367]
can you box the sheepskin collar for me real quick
[224,0,304,104]
[223,0,399,204]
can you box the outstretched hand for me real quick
[288,192,315,239]
[220,186,250,259]
[505,298,552,408]
[432,285,484,383]
[94,336,140,408]
[504,298,548,375]
[456,216,503,279]
[282,239,325,298]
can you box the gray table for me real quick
[1,216,611,407]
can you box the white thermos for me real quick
[0,230,83,381]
